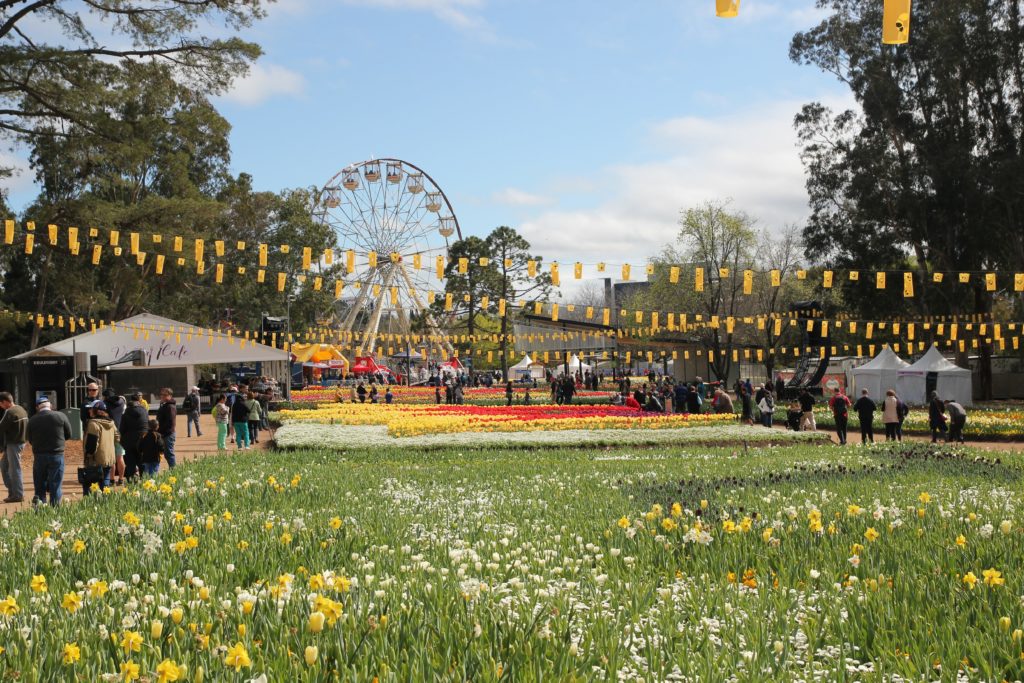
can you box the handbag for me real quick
[77,465,105,486]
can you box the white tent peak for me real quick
[856,346,910,370]
[903,345,969,373]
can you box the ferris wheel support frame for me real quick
[397,262,456,357]
[356,266,397,357]
[339,269,377,335]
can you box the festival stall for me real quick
[848,346,910,399]
[509,353,545,381]
[895,345,973,406]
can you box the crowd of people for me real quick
[0,378,276,507]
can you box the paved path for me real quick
[0,414,271,517]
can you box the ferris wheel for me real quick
[313,158,460,358]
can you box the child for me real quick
[137,419,165,477]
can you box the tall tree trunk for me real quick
[973,284,992,400]
[29,252,52,350]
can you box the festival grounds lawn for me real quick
[1,436,1023,681]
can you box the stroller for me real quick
[786,401,802,431]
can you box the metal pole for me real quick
[284,296,291,401]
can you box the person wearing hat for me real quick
[0,391,29,503]
[83,400,119,494]
[184,385,202,438]
[26,396,72,506]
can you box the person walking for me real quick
[136,419,165,476]
[156,388,178,468]
[853,389,876,444]
[83,401,119,495]
[738,385,752,425]
[895,393,910,441]
[26,396,71,506]
[0,391,28,503]
[758,390,775,428]
[881,389,901,441]
[184,386,202,438]
[798,390,816,431]
[945,399,967,443]
[928,390,947,443]
[231,390,251,450]
[119,392,149,480]
[357,382,367,403]
[687,384,702,415]
[213,394,230,450]
[246,392,262,443]
[505,381,514,407]
[828,387,852,445]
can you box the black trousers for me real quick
[884,423,899,441]
[834,415,848,444]
[859,418,874,443]
[948,417,966,443]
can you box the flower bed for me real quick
[1,442,1022,680]
[776,405,1024,440]
[278,402,737,437]
[291,385,613,406]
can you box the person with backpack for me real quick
[184,386,202,438]
[853,389,877,444]
[102,388,127,485]
[212,394,230,451]
[828,387,852,445]
[119,392,149,480]
[757,389,775,428]
[82,401,119,495]
[895,393,910,441]
[136,419,165,476]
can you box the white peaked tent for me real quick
[849,346,910,400]
[896,346,973,406]
[509,353,545,380]
[555,354,592,376]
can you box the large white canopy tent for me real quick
[12,313,289,402]
[848,346,910,400]
[509,353,545,380]
[554,354,592,376]
[895,346,973,406]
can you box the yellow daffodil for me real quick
[120,630,143,653]
[123,512,140,526]
[30,574,47,593]
[983,568,1005,587]
[617,516,629,529]
[88,580,108,599]
[61,592,82,613]
[155,658,182,682]
[72,539,86,554]
[864,527,880,542]
[329,516,342,530]
[0,595,18,616]
[120,660,141,681]
[962,572,978,590]
[918,492,931,504]
[62,642,81,665]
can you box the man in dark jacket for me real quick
[0,391,28,503]
[798,390,816,431]
[26,396,72,506]
[852,389,876,444]
[119,392,149,480]
[674,382,689,414]
[156,388,177,468]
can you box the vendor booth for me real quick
[848,346,910,400]
[11,313,290,405]
[895,346,973,406]
[509,353,545,381]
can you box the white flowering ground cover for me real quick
[1,442,1023,681]
[273,422,828,450]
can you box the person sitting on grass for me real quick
[136,419,165,477]
[624,392,642,410]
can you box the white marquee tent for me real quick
[509,353,545,380]
[895,346,973,406]
[848,346,910,400]
[13,313,289,400]
[554,354,592,376]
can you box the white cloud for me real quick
[491,188,552,207]
[340,0,488,31]
[221,63,306,106]
[515,96,856,268]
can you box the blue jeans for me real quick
[139,462,159,477]
[163,432,176,468]
[187,411,202,437]
[32,452,64,506]
[2,442,25,500]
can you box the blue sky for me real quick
[7,0,853,268]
